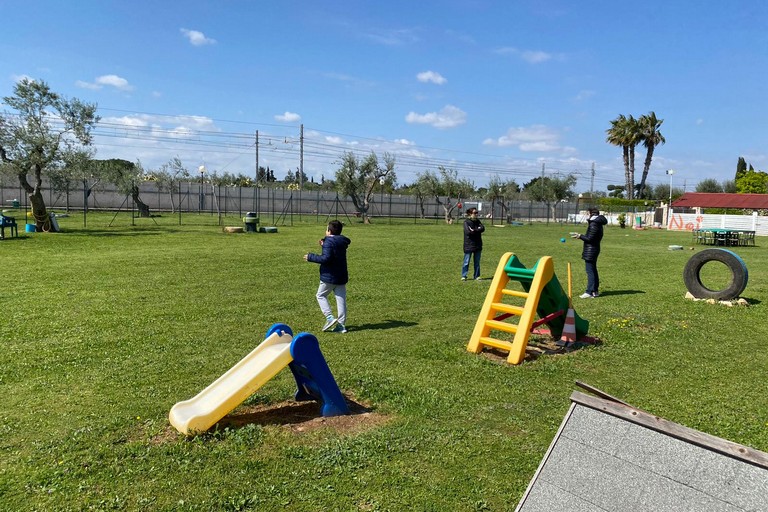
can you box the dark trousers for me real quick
[585,259,599,295]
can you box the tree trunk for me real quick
[132,189,150,217]
[167,187,176,214]
[359,197,371,224]
[637,145,655,198]
[628,145,636,199]
[18,166,50,230]
[29,189,49,230]
[348,194,369,223]
[622,146,630,199]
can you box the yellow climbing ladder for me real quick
[467,252,555,365]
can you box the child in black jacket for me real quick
[304,220,351,332]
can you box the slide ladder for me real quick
[467,252,556,365]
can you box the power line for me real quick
[5,109,694,189]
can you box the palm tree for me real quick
[606,114,640,199]
[636,112,665,198]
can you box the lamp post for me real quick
[665,169,675,205]
[198,165,206,212]
[665,169,675,227]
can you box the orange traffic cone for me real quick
[559,307,577,346]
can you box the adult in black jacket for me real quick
[571,208,608,298]
[462,207,485,280]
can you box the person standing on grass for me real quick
[571,207,608,298]
[462,207,485,280]
[304,220,351,333]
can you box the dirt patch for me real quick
[478,335,601,364]
[151,396,388,443]
[216,397,388,434]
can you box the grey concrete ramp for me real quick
[516,389,768,511]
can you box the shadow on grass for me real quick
[598,290,645,297]
[216,397,377,432]
[352,319,418,331]
[478,335,603,365]
[64,229,175,237]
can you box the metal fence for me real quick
[0,178,606,226]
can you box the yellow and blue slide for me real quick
[169,323,348,435]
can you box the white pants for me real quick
[316,281,347,325]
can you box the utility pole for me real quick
[255,130,259,182]
[541,163,546,224]
[255,130,259,214]
[299,124,304,190]
[590,162,595,199]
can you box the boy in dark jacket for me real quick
[304,220,351,333]
[571,208,608,298]
[462,207,485,280]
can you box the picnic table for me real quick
[692,228,755,247]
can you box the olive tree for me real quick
[147,157,190,214]
[93,159,151,217]
[335,151,396,224]
[415,167,474,224]
[524,173,577,221]
[0,79,99,228]
[485,174,520,221]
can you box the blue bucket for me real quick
[25,223,36,233]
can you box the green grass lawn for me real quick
[1,213,767,511]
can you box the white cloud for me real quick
[104,115,149,129]
[75,80,101,90]
[76,74,134,91]
[483,125,569,153]
[363,28,419,46]
[574,90,595,101]
[325,136,343,144]
[494,46,555,64]
[520,50,552,63]
[180,28,217,46]
[445,29,476,45]
[417,71,447,85]
[394,138,415,145]
[102,114,217,135]
[405,105,466,129]
[322,72,375,88]
[11,74,34,84]
[519,141,560,152]
[96,75,133,91]
[274,111,301,123]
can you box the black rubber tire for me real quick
[683,249,748,300]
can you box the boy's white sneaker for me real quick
[579,293,593,299]
[322,317,338,331]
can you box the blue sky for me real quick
[2,0,767,193]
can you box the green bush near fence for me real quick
[1,215,767,511]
